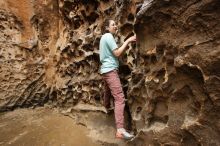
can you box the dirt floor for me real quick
[0,107,101,146]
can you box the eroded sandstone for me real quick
[0,0,219,145]
[128,0,220,145]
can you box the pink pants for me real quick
[102,69,125,129]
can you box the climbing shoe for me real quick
[116,128,134,140]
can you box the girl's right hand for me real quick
[127,35,136,43]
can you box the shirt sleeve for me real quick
[106,33,118,51]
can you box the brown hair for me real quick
[101,19,111,34]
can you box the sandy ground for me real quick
[0,107,101,146]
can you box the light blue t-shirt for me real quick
[99,33,119,74]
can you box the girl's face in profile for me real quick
[107,20,117,34]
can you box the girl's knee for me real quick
[115,96,125,104]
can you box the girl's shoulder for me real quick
[102,33,113,39]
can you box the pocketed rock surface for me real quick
[0,0,219,145]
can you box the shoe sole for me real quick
[116,133,133,140]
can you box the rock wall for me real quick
[0,0,138,110]
[55,0,140,111]
[0,0,60,110]
[128,0,220,145]
[0,0,219,145]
